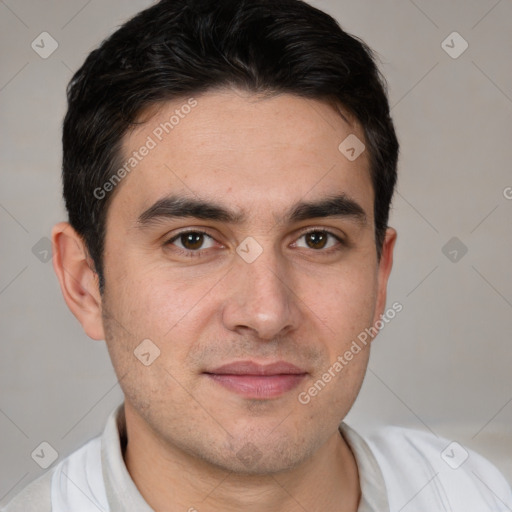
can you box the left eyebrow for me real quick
[136,193,367,228]
[285,194,367,226]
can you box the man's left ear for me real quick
[373,227,397,324]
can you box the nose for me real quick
[220,246,301,341]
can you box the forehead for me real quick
[109,89,374,225]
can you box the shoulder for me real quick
[1,469,53,512]
[364,424,512,511]
[1,435,105,512]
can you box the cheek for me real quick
[102,261,218,377]
[106,256,204,333]
[310,263,378,342]
[101,277,195,414]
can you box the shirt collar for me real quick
[101,404,153,512]
[101,403,389,512]
[339,422,390,511]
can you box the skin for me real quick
[52,89,396,512]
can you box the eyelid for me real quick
[166,226,344,242]
[166,228,220,247]
[296,226,345,239]
[167,228,215,240]
[292,227,346,249]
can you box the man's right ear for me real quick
[51,222,105,341]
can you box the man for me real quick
[3,0,511,510]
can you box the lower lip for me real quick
[206,374,306,399]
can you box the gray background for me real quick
[1,0,511,504]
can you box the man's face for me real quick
[100,89,393,473]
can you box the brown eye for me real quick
[167,231,216,253]
[305,231,328,249]
[294,230,343,251]
[180,232,205,250]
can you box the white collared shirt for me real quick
[3,403,511,511]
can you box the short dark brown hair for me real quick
[62,0,399,291]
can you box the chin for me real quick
[208,430,317,476]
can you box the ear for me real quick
[51,222,105,341]
[373,227,397,325]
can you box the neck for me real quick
[123,404,360,512]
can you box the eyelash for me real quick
[165,228,345,258]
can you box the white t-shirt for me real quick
[3,403,511,511]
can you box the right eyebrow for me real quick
[137,195,246,227]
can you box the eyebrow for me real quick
[136,193,367,228]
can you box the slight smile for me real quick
[204,360,308,399]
